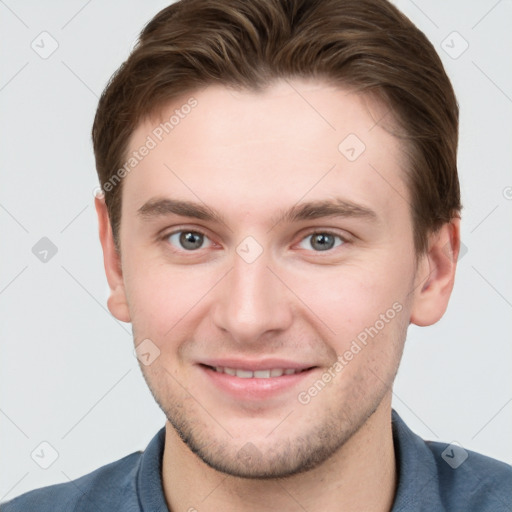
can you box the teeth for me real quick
[211,366,304,378]
[236,369,253,378]
[254,370,270,378]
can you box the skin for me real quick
[96,79,460,511]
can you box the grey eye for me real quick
[168,231,211,251]
[299,233,344,252]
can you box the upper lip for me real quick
[199,358,316,371]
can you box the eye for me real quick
[298,232,345,252]
[166,230,213,251]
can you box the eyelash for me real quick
[160,228,349,254]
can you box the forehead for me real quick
[122,79,409,229]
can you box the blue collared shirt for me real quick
[2,410,511,511]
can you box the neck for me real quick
[162,400,397,512]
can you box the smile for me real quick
[208,366,309,378]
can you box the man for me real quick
[3,0,511,510]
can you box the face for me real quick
[101,79,440,478]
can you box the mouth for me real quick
[202,364,313,378]
[197,361,318,400]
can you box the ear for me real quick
[94,194,131,323]
[410,217,461,327]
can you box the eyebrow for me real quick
[137,197,378,227]
[272,198,377,225]
[138,198,226,224]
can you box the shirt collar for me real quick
[137,426,169,512]
[136,410,445,511]
[391,409,445,511]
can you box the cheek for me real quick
[123,257,217,341]
[292,259,413,345]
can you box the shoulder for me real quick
[391,409,512,511]
[0,451,143,512]
[427,440,512,511]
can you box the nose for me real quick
[212,248,293,345]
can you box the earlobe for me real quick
[410,217,461,327]
[94,195,131,323]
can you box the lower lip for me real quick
[199,365,316,401]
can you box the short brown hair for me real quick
[92,0,461,255]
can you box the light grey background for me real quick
[1,0,511,501]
